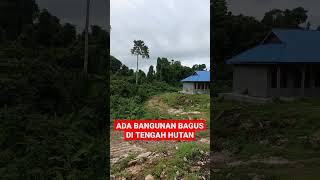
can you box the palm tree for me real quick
[130,40,150,84]
[84,0,91,76]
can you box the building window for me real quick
[293,69,302,88]
[280,71,287,88]
[271,68,277,88]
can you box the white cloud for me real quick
[111,0,210,72]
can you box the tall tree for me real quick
[84,0,91,76]
[212,0,228,27]
[147,65,155,81]
[130,40,150,84]
[36,9,61,46]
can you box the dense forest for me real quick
[110,55,207,120]
[0,0,208,178]
[0,0,108,178]
[2,0,317,178]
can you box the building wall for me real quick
[267,65,320,98]
[233,65,269,97]
[183,83,194,94]
[182,82,210,94]
[233,64,320,98]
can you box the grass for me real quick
[111,153,137,175]
[213,98,320,179]
[144,142,209,179]
[158,92,211,134]
[110,92,210,179]
[160,93,210,111]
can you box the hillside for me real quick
[0,5,108,178]
[110,92,210,179]
[212,98,320,180]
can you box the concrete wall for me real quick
[183,83,194,94]
[182,82,209,94]
[233,65,269,97]
[233,64,320,98]
[267,65,320,98]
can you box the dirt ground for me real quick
[110,94,210,179]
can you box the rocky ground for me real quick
[110,93,210,179]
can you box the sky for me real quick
[37,0,210,73]
[37,0,109,31]
[36,0,320,72]
[110,0,210,72]
[227,0,320,29]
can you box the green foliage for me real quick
[175,143,207,162]
[110,55,192,121]
[111,153,136,175]
[110,78,179,120]
[147,142,209,179]
[262,7,308,28]
[156,57,195,84]
[0,1,109,178]
[214,99,320,156]
[131,40,150,84]
[213,98,320,179]
[130,40,150,59]
[0,0,39,40]
[147,65,155,81]
[192,64,207,71]
[161,93,210,110]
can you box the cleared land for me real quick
[110,93,210,179]
[213,98,320,180]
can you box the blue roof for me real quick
[228,29,320,64]
[181,71,210,82]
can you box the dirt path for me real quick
[110,141,144,159]
[110,95,210,179]
[146,96,204,118]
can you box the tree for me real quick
[317,25,320,31]
[36,9,62,46]
[156,57,170,82]
[60,23,76,46]
[192,64,207,71]
[110,55,122,73]
[212,0,228,27]
[147,65,155,81]
[261,7,308,28]
[130,40,150,84]
[84,0,91,76]
[0,0,38,40]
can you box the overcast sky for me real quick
[111,0,210,72]
[37,0,109,31]
[36,0,319,72]
[227,0,320,29]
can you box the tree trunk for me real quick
[84,0,91,76]
[136,55,139,85]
